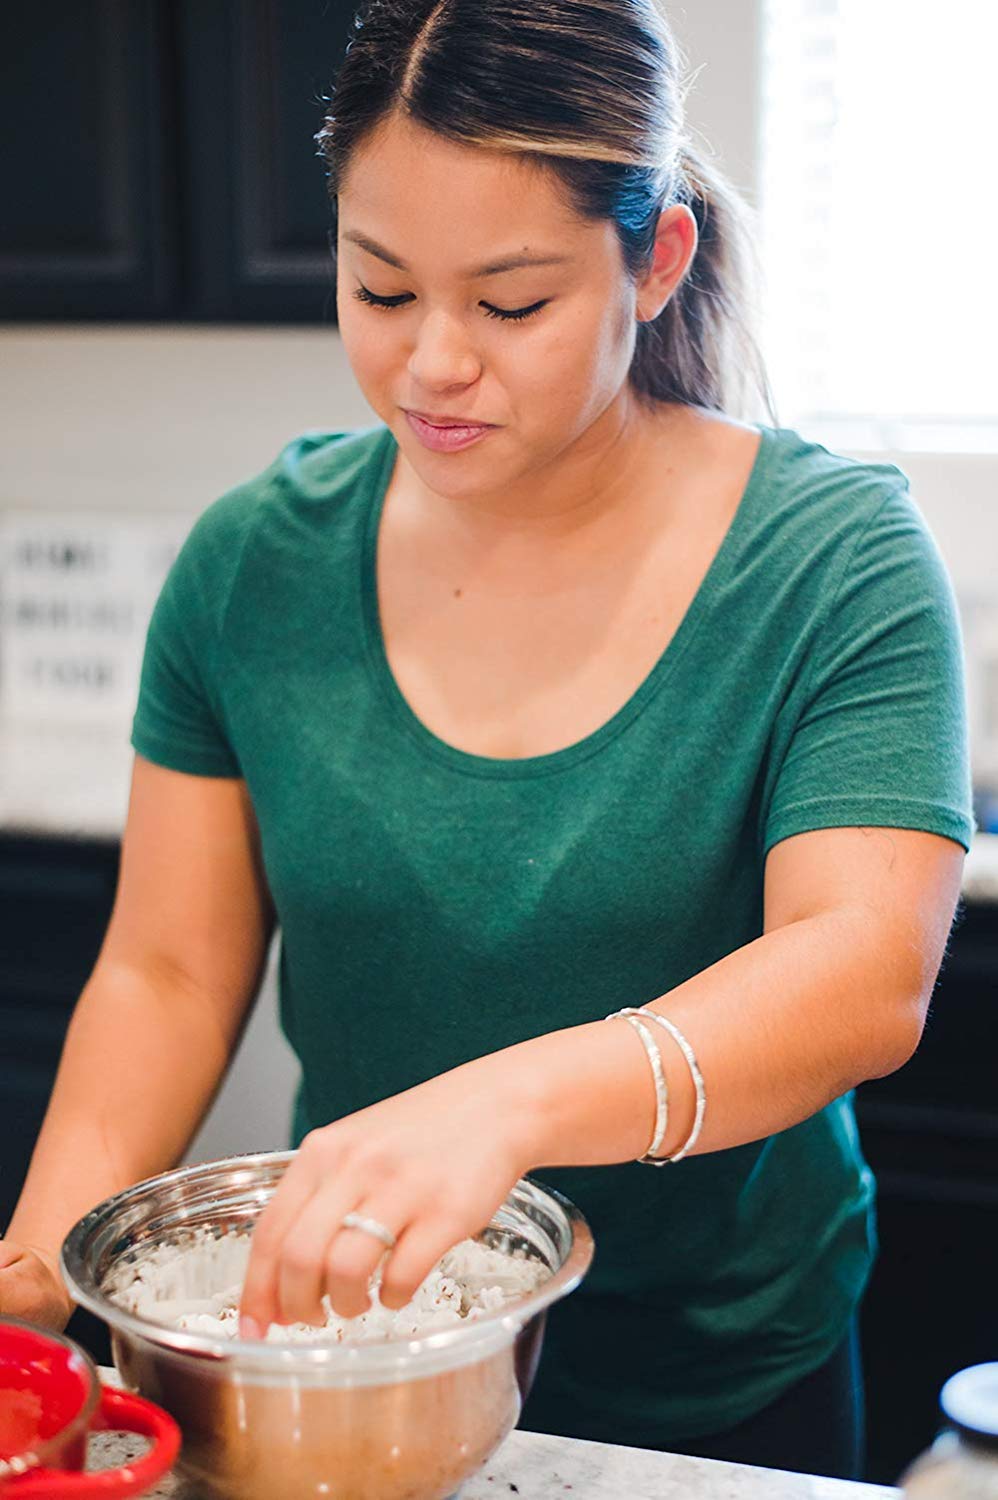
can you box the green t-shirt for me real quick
[131,420,974,1446]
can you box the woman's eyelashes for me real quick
[351,284,548,322]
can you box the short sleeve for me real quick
[130,499,244,778]
[763,484,976,857]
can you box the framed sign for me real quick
[0,513,192,723]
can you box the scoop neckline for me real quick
[359,420,780,780]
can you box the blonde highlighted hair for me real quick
[315,0,777,425]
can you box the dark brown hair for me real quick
[315,0,778,425]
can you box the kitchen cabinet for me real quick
[1,1,179,319]
[0,834,121,1238]
[1,0,354,322]
[1,830,994,1475]
[854,895,998,1485]
[0,833,120,1361]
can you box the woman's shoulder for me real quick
[667,405,913,532]
[757,419,914,525]
[686,414,947,638]
[741,421,954,641]
[704,417,924,594]
[671,409,920,581]
[274,422,394,503]
[180,423,393,560]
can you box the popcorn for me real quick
[107,1225,548,1343]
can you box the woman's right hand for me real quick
[0,1237,74,1331]
[0,761,274,1347]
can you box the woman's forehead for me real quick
[336,138,618,288]
[338,114,583,234]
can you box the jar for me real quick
[902,1364,998,1498]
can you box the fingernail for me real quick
[239,1315,262,1341]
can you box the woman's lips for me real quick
[404,410,496,453]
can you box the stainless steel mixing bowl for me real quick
[61,1151,593,1500]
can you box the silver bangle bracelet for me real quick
[618,1013,670,1163]
[605,1006,706,1163]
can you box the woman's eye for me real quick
[352,286,411,311]
[351,285,546,322]
[482,300,546,322]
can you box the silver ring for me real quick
[340,1212,397,1250]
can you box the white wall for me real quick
[668,0,765,207]
[182,937,299,1166]
[0,325,376,517]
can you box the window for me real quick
[758,0,998,451]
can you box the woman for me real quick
[0,0,973,1481]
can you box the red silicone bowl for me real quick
[0,1318,180,1497]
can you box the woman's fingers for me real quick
[238,1151,326,1336]
[239,1138,416,1331]
[276,1189,353,1326]
[236,1109,512,1339]
[377,1215,467,1312]
[323,1206,407,1321]
[282,1192,404,1325]
[241,1182,456,1330]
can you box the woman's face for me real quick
[335,113,691,510]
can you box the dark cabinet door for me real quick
[176,0,355,321]
[855,898,998,1485]
[0,835,122,1366]
[0,836,121,1232]
[0,1,181,319]
[2,0,358,322]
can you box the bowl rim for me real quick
[60,1151,594,1374]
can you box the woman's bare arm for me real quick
[3,753,275,1266]
[506,824,966,1168]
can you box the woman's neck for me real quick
[383,398,701,598]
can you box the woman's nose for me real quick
[407,310,482,389]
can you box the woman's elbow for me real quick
[865,985,932,1081]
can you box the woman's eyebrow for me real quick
[341,229,572,278]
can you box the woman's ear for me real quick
[635,203,698,322]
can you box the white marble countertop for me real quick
[90,1368,897,1500]
[3,716,997,902]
